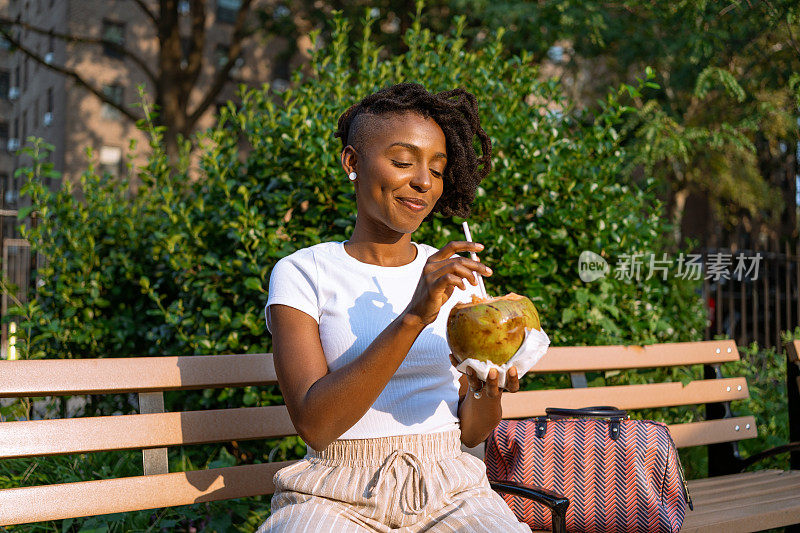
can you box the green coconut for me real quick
[446,292,541,365]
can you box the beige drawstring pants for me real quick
[256,428,531,532]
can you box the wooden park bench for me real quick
[1,339,799,532]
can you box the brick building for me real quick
[0,0,298,358]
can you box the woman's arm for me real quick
[270,304,426,450]
[270,241,491,451]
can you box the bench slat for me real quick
[0,461,294,526]
[684,496,800,533]
[465,417,757,463]
[668,416,757,447]
[501,378,749,417]
[0,406,296,459]
[0,340,740,398]
[689,472,800,505]
[0,354,277,397]
[683,470,800,532]
[533,340,739,372]
[686,468,779,489]
[0,410,756,461]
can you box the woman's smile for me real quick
[396,196,429,212]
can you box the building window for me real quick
[0,121,8,144]
[1,173,13,208]
[180,36,192,70]
[101,20,125,58]
[46,31,54,62]
[101,84,123,120]
[21,111,26,143]
[99,146,122,178]
[47,87,53,112]
[0,70,9,100]
[214,44,242,76]
[214,44,229,67]
[216,0,241,23]
[33,99,39,129]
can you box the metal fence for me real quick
[1,237,31,360]
[702,242,800,350]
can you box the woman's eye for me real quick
[392,160,442,177]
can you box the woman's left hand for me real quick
[449,354,521,398]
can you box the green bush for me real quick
[0,2,759,531]
[14,7,705,366]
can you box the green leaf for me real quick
[244,277,264,292]
[208,446,237,469]
[17,206,34,220]
[243,390,259,406]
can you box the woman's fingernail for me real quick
[476,243,484,250]
[485,267,493,275]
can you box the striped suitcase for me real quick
[485,406,692,533]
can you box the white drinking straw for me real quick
[461,221,488,299]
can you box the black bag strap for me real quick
[545,406,628,419]
[538,406,628,441]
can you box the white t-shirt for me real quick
[265,240,481,439]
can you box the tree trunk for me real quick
[157,0,185,165]
[780,138,798,244]
[679,189,715,252]
[670,187,690,247]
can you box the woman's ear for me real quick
[341,145,358,175]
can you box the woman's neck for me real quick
[344,225,418,267]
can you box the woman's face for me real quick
[342,111,447,237]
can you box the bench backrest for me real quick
[0,339,768,526]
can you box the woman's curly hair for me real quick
[333,82,492,219]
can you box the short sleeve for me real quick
[264,250,320,335]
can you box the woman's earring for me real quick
[348,172,357,181]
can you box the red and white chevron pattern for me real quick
[486,418,686,532]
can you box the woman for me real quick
[258,82,528,532]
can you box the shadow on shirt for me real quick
[337,276,456,428]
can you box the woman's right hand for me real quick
[402,241,492,329]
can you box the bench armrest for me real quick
[489,480,569,533]
[739,441,800,471]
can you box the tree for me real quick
[0,0,257,160]
[451,0,800,250]
[256,0,454,77]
